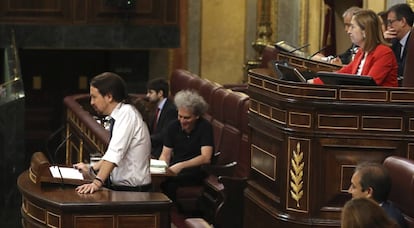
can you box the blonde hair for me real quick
[341,198,398,228]
[353,10,388,52]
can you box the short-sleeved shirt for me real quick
[164,118,214,166]
[102,103,151,186]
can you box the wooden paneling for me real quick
[245,67,414,228]
[18,171,171,228]
[0,0,72,24]
[0,0,179,25]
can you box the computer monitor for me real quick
[317,71,377,86]
[273,62,307,83]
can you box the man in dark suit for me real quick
[348,163,407,228]
[384,3,413,86]
[311,6,361,65]
[146,78,177,158]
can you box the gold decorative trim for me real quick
[289,112,311,128]
[339,89,388,102]
[340,165,356,192]
[277,84,338,100]
[408,143,414,160]
[26,200,46,224]
[318,114,359,130]
[251,144,277,181]
[74,214,114,226]
[361,116,403,132]
[271,106,287,125]
[79,139,84,162]
[409,118,414,132]
[29,167,37,184]
[47,211,61,228]
[289,142,304,207]
[390,90,414,103]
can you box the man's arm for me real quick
[168,145,213,174]
[75,160,115,194]
[159,146,173,165]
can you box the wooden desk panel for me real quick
[245,68,414,228]
[18,171,172,228]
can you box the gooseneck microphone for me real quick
[309,46,328,59]
[48,132,73,186]
[289,43,310,53]
[53,133,73,165]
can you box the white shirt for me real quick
[356,52,368,75]
[102,103,152,186]
[156,98,167,121]
[399,31,410,58]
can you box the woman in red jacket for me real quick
[309,10,398,87]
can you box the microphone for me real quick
[45,125,65,158]
[309,46,328,59]
[50,133,73,186]
[53,133,73,165]
[289,43,310,53]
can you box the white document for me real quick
[150,167,167,174]
[150,159,168,168]
[150,159,168,174]
[49,166,84,180]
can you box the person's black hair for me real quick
[356,163,391,203]
[90,72,128,102]
[388,3,414,26]
[146,78,169,98]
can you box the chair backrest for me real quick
[199,79,221,116]
[170,69,194,95]
[383,156,414,227]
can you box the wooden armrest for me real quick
[210,151,221,165]
[202,161,237,177]
[214,176,248,228]
[185,218,212,228]
[218,176,248,194]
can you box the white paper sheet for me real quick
[49,166,84,180]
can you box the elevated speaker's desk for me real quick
[244,68,414,227]
[18,171,172,228]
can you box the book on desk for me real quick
[150,159,168,174]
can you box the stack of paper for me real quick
[150,159,168,174]
[49,166,84,180]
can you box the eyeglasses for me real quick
[386,19,400,26]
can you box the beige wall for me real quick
[363,0,386,13]
[200,0,246,84]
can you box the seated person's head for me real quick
[348,162,391,203]
[349,10,386,52]
[341,197,398,228]
[174,90,208,133]
[343,6,362,32]
[386,3,414,39]
[146,78,169,103]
